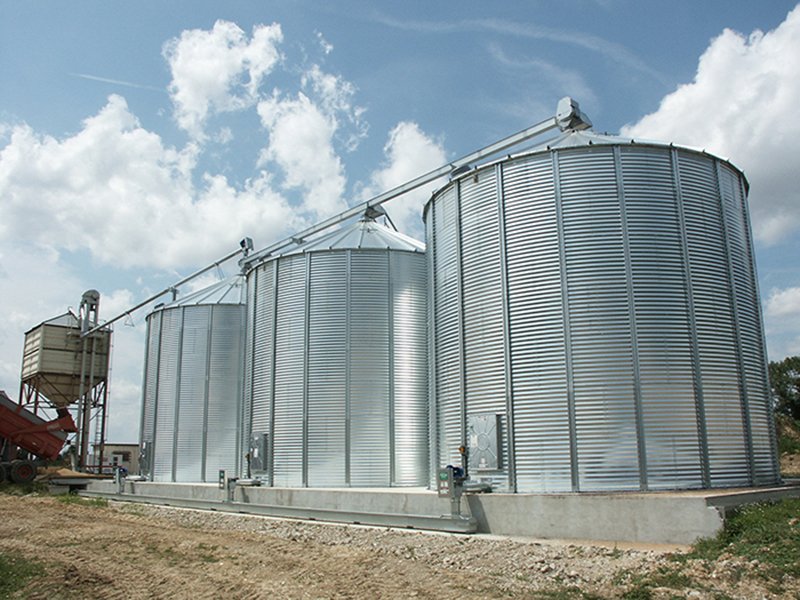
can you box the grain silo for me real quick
[139,276,246,482]
[243,216,428,487]
[425,129,779,493]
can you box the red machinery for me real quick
[0,390,77,484]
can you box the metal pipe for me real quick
[241,109,579,270]
[82,244,249,337]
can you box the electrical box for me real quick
[437,467,454,498]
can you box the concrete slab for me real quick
[84,480,800,545]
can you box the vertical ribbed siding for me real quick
[503,154,572,492]
[272,256,306,487]
[392,252,429,486]
[350,252,392,485]
[559,148,639,491]
[206,305,244,481]
[430,186,463,476]
[240,267,257,477]
[307,253,348,486]
[621,147,702,489]
[142,300,245,483]
[719,164,777,484]
[248,262,275,477]
[458,168,511,490]
[152,309,182,481]
[427,139,778,493]
[246,229,428,488]
[679,153,750,486]
[175,306,209,482]
[140,311,161,470]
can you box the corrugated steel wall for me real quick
[426,141,780,493]
[140,304,245,482]
[245,247,428,487]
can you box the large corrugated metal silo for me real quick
[139,276,246,482]
[243,217,428,487]
[425,130,779,493]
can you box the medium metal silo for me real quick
[139,276,246,482]
[243,216,428,487]
[425,129,779,493]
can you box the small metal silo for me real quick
[139,276,246,482]
[425,130,779,493]
[243,216,428,487]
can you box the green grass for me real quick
[55,494,108,508]
[779,435,800,455]
[0,551,43,597]
[0,481,49,496]
[613,564,695,599]
[680,498,800,580]
[530,587,604,600]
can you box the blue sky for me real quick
[1,1,799,444]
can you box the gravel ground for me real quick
[0,494,796,599]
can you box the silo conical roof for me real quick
[164,274,246,307]
[285,217,425,255]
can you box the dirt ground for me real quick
[0,494,796,599]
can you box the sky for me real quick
[1,1,799,445]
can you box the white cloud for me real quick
[302,64,368,151]
[164,20,283,139]
[257,91,348,218]
[621,6,800,245]
[766,286,800,318]
[0,94,298,269]
[361,121,447,238]
[315,31,334,55]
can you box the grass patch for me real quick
[779,435,800,455]
[531,587,603,599]
[613,564,695,599]
[56,494,108,508]
[0,481,49,496]
[680,498,800,579]
[0,551,43,596]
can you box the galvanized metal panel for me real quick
[175,305,210,482]
[429,185,463,478]
[427,134,778,493]
[502,153,573,492]
[240,267,257,477]
[272,255,306,487]
[246,220,428,488]
[458,168,511,491]
[143,281,245,483]
[152,308,182,482]
[248,262,276,473]
[141,311,161,445]
[678,152,750,486]
[205,304,245,481]
[307,252,348,486]
[349,251,392,486]
[559,147,640,491]
[620,147,702,489]
[718,164,777,484]
[391,251,429,486]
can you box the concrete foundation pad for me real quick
[84,480,800,545]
